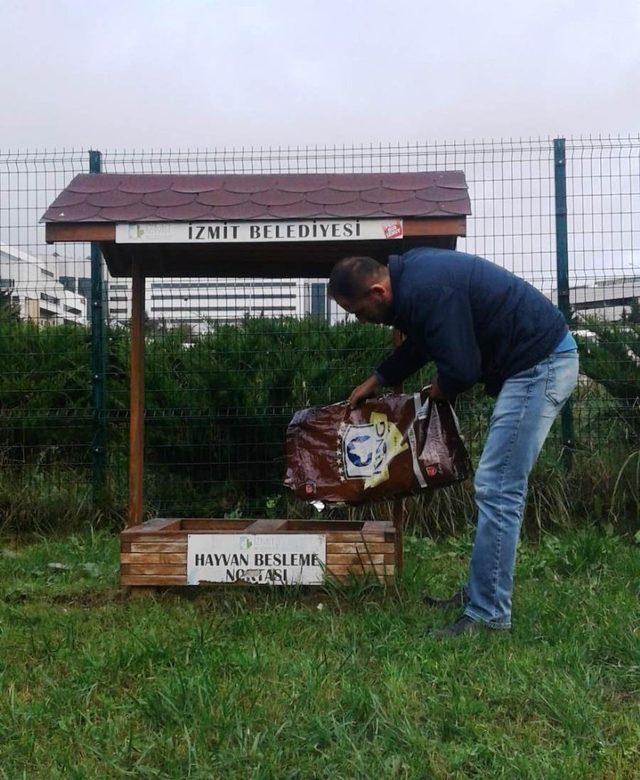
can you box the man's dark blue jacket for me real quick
[374,248,568,397]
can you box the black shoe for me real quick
[426,614,488,639]
[423,586,469,610]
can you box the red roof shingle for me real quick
[42,172,470,223]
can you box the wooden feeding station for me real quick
[43,170,470,590]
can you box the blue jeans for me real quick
[464,350,579,629]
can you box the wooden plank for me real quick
[325,533,386,543]
[121,541,132,553]
[124,531,387,543]
[121,518,260,541]
[121,553,186,564]
[328,564,395,576]
[129,538,188,548]
[326,554,386,565]
[403,217,466,237]
[121,575,186,586]
[327,543,394,555]
[122,518,182,535]
[128,262,145,528]
[124,529,184,535]
[130,543,188,553]
[121,564,186,576]
[244,519,289,533]
[361,521,394,533]
[393,500,404,573]
[325,569,393,581]
[283,521,367,532]
[327,552,395,564]
[327,544,357,554]
[180,519,252,531]
[46,222,116,243]
[121,520,393,539]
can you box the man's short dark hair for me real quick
[328,256,386,300]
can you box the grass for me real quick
[1,529,638,778]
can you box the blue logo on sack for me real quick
[346,436,373,467]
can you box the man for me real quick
[328,247,578,638]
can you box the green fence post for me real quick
[553,138,575,468]
[89,149,107,505]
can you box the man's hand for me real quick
[429,377,449,401]
[348,374,382,407]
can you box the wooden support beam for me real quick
[44,217,464,247]
[403,217,466,237]
[128,261,145,527]
[45,222,116,243]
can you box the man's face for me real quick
[334,284,394,325]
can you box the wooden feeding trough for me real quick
[120,518,397,586]
[43,169,470,590]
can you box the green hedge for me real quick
[0,313,638,532]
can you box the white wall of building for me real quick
[0,245,87,325]
[548,276,640,321]
[107,279,132,323]
[106,277,348,331]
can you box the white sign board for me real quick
[115,218,403,244]
[187,534,326,586]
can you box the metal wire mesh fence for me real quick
[0,138,638,523]
[0,151,94,525]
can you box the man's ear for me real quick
[369,282,387,301]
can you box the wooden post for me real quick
[392,328,405,574]
[129,261,145,527]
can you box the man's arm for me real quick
[349,336,430,407]
[373,286,482,398]
[373,336,428,387]
[350,285,481,405]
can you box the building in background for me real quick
[5,242,635,330]
[106,278,347,332]
[147,279,302,332]
[303,281,345,323]
[59,274,92,306]
[0,245,87,325]
[107,279,131,324]
[562,276,640,322]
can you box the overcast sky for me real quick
[1,0,638,150]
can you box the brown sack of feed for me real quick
[284,389,472,505]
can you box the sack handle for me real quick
[419,385,464,437]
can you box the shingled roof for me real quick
[42,171,471,223]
